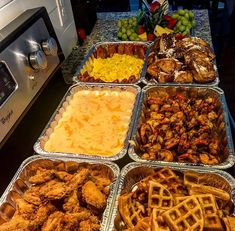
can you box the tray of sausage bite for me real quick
[0,155,119,231]
[73,41,150,85]
[128,85,234,169]
[109,163,235,231]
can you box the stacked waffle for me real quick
[118,167,235,231]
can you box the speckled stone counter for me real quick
[61,9,212,84]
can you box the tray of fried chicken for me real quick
[0,155,119,231]
[110,163,235,231]
[145,33,218,85]
[73,41,149,85]
[128,85,234,169]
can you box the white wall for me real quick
[0,0,77,58]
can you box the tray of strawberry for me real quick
[117,0,196,41]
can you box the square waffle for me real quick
[119,192,145,228]
[162,196,204,231]
[148,181,174,210]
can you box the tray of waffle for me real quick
[0,155,119,231]
[110,163,235,231]
[128,85,234,169]
[144,34,219,86]
[73,41,150,85]
[34,83,141,161]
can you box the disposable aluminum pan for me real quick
[0,155,120,231]
[72,41,150,85]
[142,42,219,87]
[108,162,235,230]
[128,85,235,169]
[34,83,141,161]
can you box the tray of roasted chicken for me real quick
[128,85,234,169]
[0,155,119,231]
[34,83,141,161]
[145,34,219,86]
[73,41,150,85]
[109,163,235,231]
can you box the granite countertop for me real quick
[61,10,212,84]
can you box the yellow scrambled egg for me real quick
[82,54,144,82]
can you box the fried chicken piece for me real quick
[0,215,30,231]
[28,168,55,185]
[82,181,106,209]
[134,45,146,59]
[14,198,37,220]
[124,44,134,56]
[63,211,91,230]
[63,190,80,212]
[39,180,67,200]
[22,185,42,206]
[95,46,107,58]
[64,168,89,195]
[79,216,100,231]
[107,44,117,57]
[54,171,73,182]
[41,211,64,231]
[30,203,56,229]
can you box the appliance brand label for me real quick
[0,109,13,124]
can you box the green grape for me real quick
[185,13,190,19]
[178,9,185,16]
[182,30,188,36]
[118,31,122,38]
[189,11,195,18]
[118,21,122,28]
[122,34,127,40]
[179,25,186,32]
[129,35,135,41]
[187,24,192,30]
[132,16,136,21]
[192,20,196,27]
[185,28,190,35]
[121,28,127,33]
[127,30,132,36]
[182,19,189,26]
[176,21,182,28]
[128,19,133,25]
[171,13,179,19]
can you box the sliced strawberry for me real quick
[150,1,160,13]
[175,33,184,40]
[137,25,145,35]
[167,19,177,29]
[163,15,173,21]
[147,33,155,41]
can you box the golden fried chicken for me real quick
[0,215,30,231]
[39,180,67,200]
[41,211,64,231]
[63,190,80,212]
[82,181,107,209]
[22,186,42,206]
[28,167,55,185]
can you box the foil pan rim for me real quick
[34,83,142,161]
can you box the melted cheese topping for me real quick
[44,90,136,156]
[82,54,144,82]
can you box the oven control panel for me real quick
[0,8,64,144]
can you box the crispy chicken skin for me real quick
[82,181,107,209]
[0,165,113,231]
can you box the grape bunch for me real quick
[117,16,140,41]
[171,9,196,36]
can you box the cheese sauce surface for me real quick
[44,90,136,156]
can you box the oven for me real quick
[0,7,69,194]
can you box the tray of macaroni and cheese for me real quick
[34,83,141,161]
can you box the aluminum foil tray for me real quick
[142,41,219,87]
[34,83,141,161]
[128,85,235,169]
[108,162,235,230]
[0,155,120,231]
[72,41,150,85]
